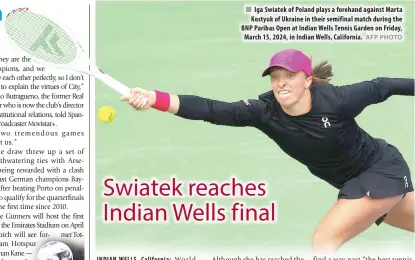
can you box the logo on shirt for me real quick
[322,117,331,128]
[243,100,250,106]
[404,176,408,188]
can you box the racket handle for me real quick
[93,70,131,96]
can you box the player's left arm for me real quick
[334,77,414,118]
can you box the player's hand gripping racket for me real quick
[4,8,147,103]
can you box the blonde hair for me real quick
[311,61,333,85]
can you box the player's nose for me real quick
[274,80,286,89]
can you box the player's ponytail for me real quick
[311,61,333,85]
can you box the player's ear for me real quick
[304,76,312,89]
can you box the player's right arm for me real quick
[120,88,267,127]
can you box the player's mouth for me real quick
[278,90,291,97]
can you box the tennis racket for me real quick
[4,7,147,102]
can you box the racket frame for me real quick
[4,8,132,96]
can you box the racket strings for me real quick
[5,11,78,64]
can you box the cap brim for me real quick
[261,63,302,77]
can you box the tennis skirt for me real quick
[338,141,414,225]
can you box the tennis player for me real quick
[121,49,414,253]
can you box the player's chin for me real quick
[276,94,295,106]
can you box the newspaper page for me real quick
[1,1,414,260]
[0,0,91,259]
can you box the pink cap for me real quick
[261,49,312,77]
